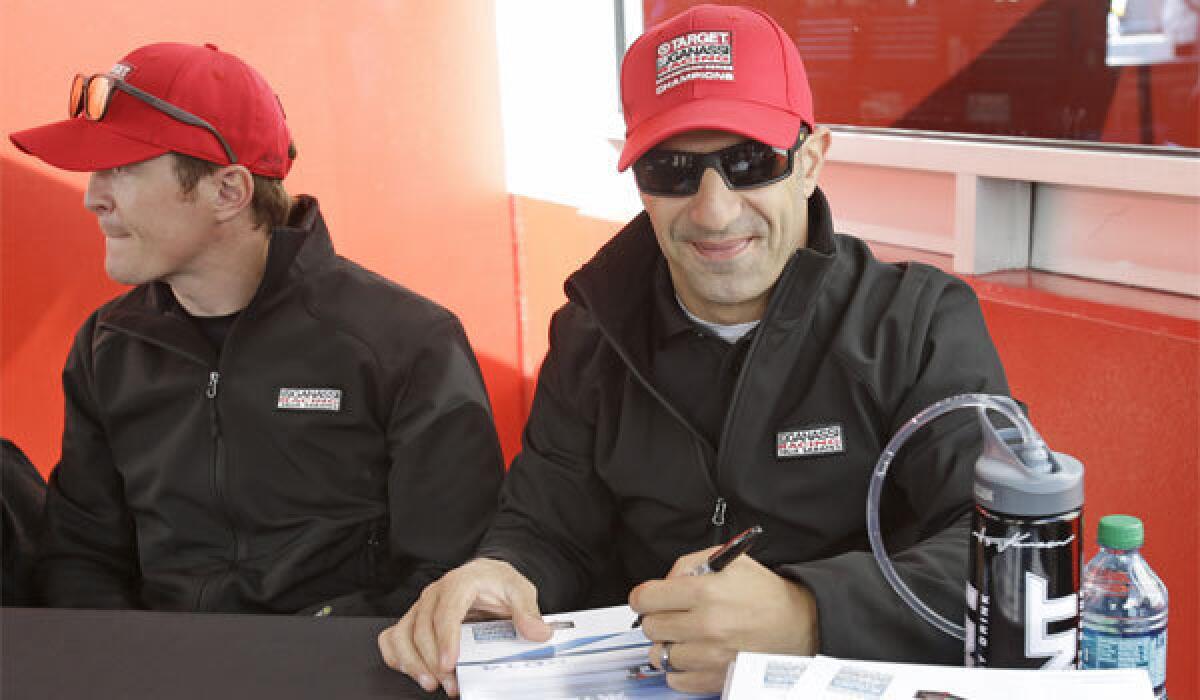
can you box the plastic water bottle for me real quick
[1081,514,1168,698]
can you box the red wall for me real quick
[925,262,1197,700]
[1,0,525,468]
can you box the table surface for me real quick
[1,607,448,700]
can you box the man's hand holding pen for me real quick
[629,528,821,695]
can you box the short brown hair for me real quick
[171,153,293,230]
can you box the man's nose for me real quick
[687,167,742,233]
[84,171,112,215]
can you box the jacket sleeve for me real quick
[304,316,505,617]
[474,305,617,613]
[2,439,46,607]
[36,315,142,608]
[778,277,1009,664]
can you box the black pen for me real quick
[633,525,764,627]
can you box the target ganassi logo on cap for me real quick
[655,31,733,95]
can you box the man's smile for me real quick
[688,237,755,261]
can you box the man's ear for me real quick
[210,165,255,224]
[799,126,831,199]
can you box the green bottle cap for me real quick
[1097,514,1144,550]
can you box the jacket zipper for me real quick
[705,499,724,525]
[686,441,726,545]
[707,257,810,543]
[99,269,271,613]
[573,250,809,545]
[194,372,219,609]
[95,323,227,610]
[576,294,726,540]
[194,370,243,611]
[365,522,384,586]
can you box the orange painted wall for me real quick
[1,0,525,469]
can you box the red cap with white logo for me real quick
[10,42,293,177]
[618,4,814,171]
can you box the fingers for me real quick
[405,586,441,683]
[377,614,411,672]
[648,561,823,665]
[630,574,703,620]
[653,639,733,672]
[409,584,454,693]
[376,559,546,697]
[430,580,487,673]
[647,640,735,695]
[378,609,441,693]
[640,608,705,645]
[666,546,718,578]
[667,669,728,695]
[508,580,553,643]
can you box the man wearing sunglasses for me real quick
[9,43,504,617]
[380,5,1008,696]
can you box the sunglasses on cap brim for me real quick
[632,130,809,197]
[69,73,238,165]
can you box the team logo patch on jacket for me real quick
[776,424,844,458]
[276,388,342,411]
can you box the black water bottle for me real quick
[965,418,1084,670]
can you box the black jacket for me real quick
[38,196,504,615]
[478,189,1008,663]
[2,439,45,607]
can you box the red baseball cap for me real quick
[618,4,814,171]
[10,42,293,178]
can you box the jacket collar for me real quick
[566,187,842,367]
[97,195,334,360]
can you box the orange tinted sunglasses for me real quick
[69,73,238,164]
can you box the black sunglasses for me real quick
[632,134,807,197]
[69,73,238,164]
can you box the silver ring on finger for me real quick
[660,641,677,673]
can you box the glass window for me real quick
[646,0,1199,151]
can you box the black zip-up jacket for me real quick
[478,189,1008,663]
[37,196,504,615]
[3,439,45,607]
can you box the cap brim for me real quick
[618,99,807,171]
[10,117,168,172]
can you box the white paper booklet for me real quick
[723,652,1154,700]
[720,651,815,698]
[456,604,717,699]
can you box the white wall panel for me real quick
[1032,185,1200,297]
[821,161,956,254]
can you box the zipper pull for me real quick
[711,497,727,527]
[206,371,220,399]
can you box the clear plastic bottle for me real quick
[1080,514,1168,698]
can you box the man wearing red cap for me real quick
[380,5,1008,695]
[9,43,504,616]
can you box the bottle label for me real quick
[1081,625,1167,690]
[967,509,1081,670]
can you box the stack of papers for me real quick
[455,605,717,699]
[457,607,1152,699]
[723,652,1155,699]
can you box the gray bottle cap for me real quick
[973,419,1084,517]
